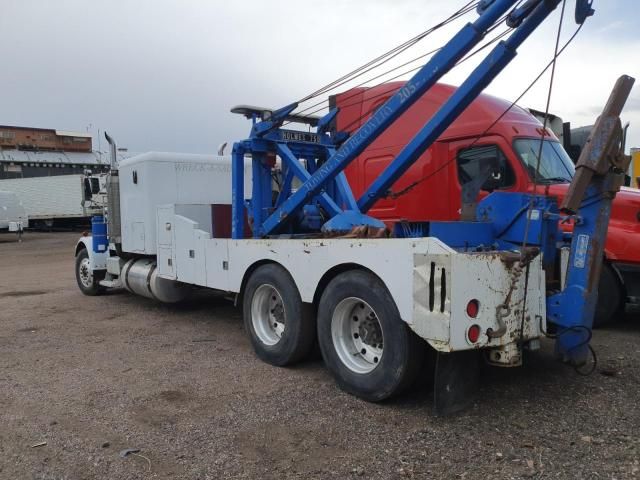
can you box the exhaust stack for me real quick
[104,132,122,243]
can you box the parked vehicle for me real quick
[0,190,27,237]
[74,1,628,414]
[336,82,639,326]
[0,174,104,228]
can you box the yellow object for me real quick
[633,150,640,188]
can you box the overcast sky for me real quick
[2,0,639,154]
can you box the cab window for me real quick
[456,145,516,191]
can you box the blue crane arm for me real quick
[548,75,635,365]
[357,0,561,212]
[256,0,521,236]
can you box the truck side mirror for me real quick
[482,170,502,192]
[90,177,100,194]
[83,178,93,200]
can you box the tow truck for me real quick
[74,0,634,414]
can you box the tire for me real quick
[243,264,315,366]
[593,263,623,328]
[317,269,424,402]
[75,248,105,296]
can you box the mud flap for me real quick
[433,350,480,416]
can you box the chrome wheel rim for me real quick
[79,257,93,288]
[331,297,383,374]
[251,284,285,346]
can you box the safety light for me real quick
[467,325,481,344]
[466,299,479,318]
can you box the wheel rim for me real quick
[78,257,93,288]
[251,284,285,346]
[331,297,383,374]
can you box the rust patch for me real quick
[324,225,390,239]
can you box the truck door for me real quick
[447,136,519,219]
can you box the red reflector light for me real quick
[466,299,479,318]
[467,325,481,343]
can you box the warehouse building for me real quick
[0,125,132,180]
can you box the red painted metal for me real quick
[335,82,640,267]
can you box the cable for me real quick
[292,9,517,125]
[539,317,598,376]
[387,20,584,200]
[531,0,567,198]
[295,1,479,105]
[288,45,444,123]
[513,1,566,371]
[324,26,513,134]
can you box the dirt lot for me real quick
[1,232,639,479]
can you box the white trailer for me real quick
[76,152,546,408]
[0,174,102,227]
[0,190,28,234]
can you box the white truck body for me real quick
[0,174,97,221]
[106,152,546,356]
[0,190,28,231]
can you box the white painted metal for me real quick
[78,257,94,289]
[0,190,27,230]
[0,175,87,220]
[75,236,108,270]
[118,152,252,255]
[111,153,547,355]
[331,297,383,374]
[251,284,285,346]
[162,211,545,354]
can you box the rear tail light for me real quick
[466,299,479,318]
[467,324,481,344]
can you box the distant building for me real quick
[0,125,92,152]
[0,124,134,179]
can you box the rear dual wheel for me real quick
[317,270,424,402]
[244,266,424,401]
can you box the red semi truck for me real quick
[333,82,640,326]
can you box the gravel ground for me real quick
[1,232,639,480]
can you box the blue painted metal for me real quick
[358,0,560,213]
[231,144,245,239]
[575,0,595,23]
[321,210,385,233]
[477,193,561,268]
[240,0,521,237]
[91,215,108,253]
[547,177,616,364]
[392,192,561,257]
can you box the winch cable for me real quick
[386,19,584,201]
[295,1,479,106]
[287,17,514,132]
[297,1,477,104]
[333,26,513,134]
[517,0,566,345]
[291,6,518,123]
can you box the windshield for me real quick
[513,139,575,184]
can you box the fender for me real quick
[75,236,108,271]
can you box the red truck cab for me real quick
[334,82,640,325]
